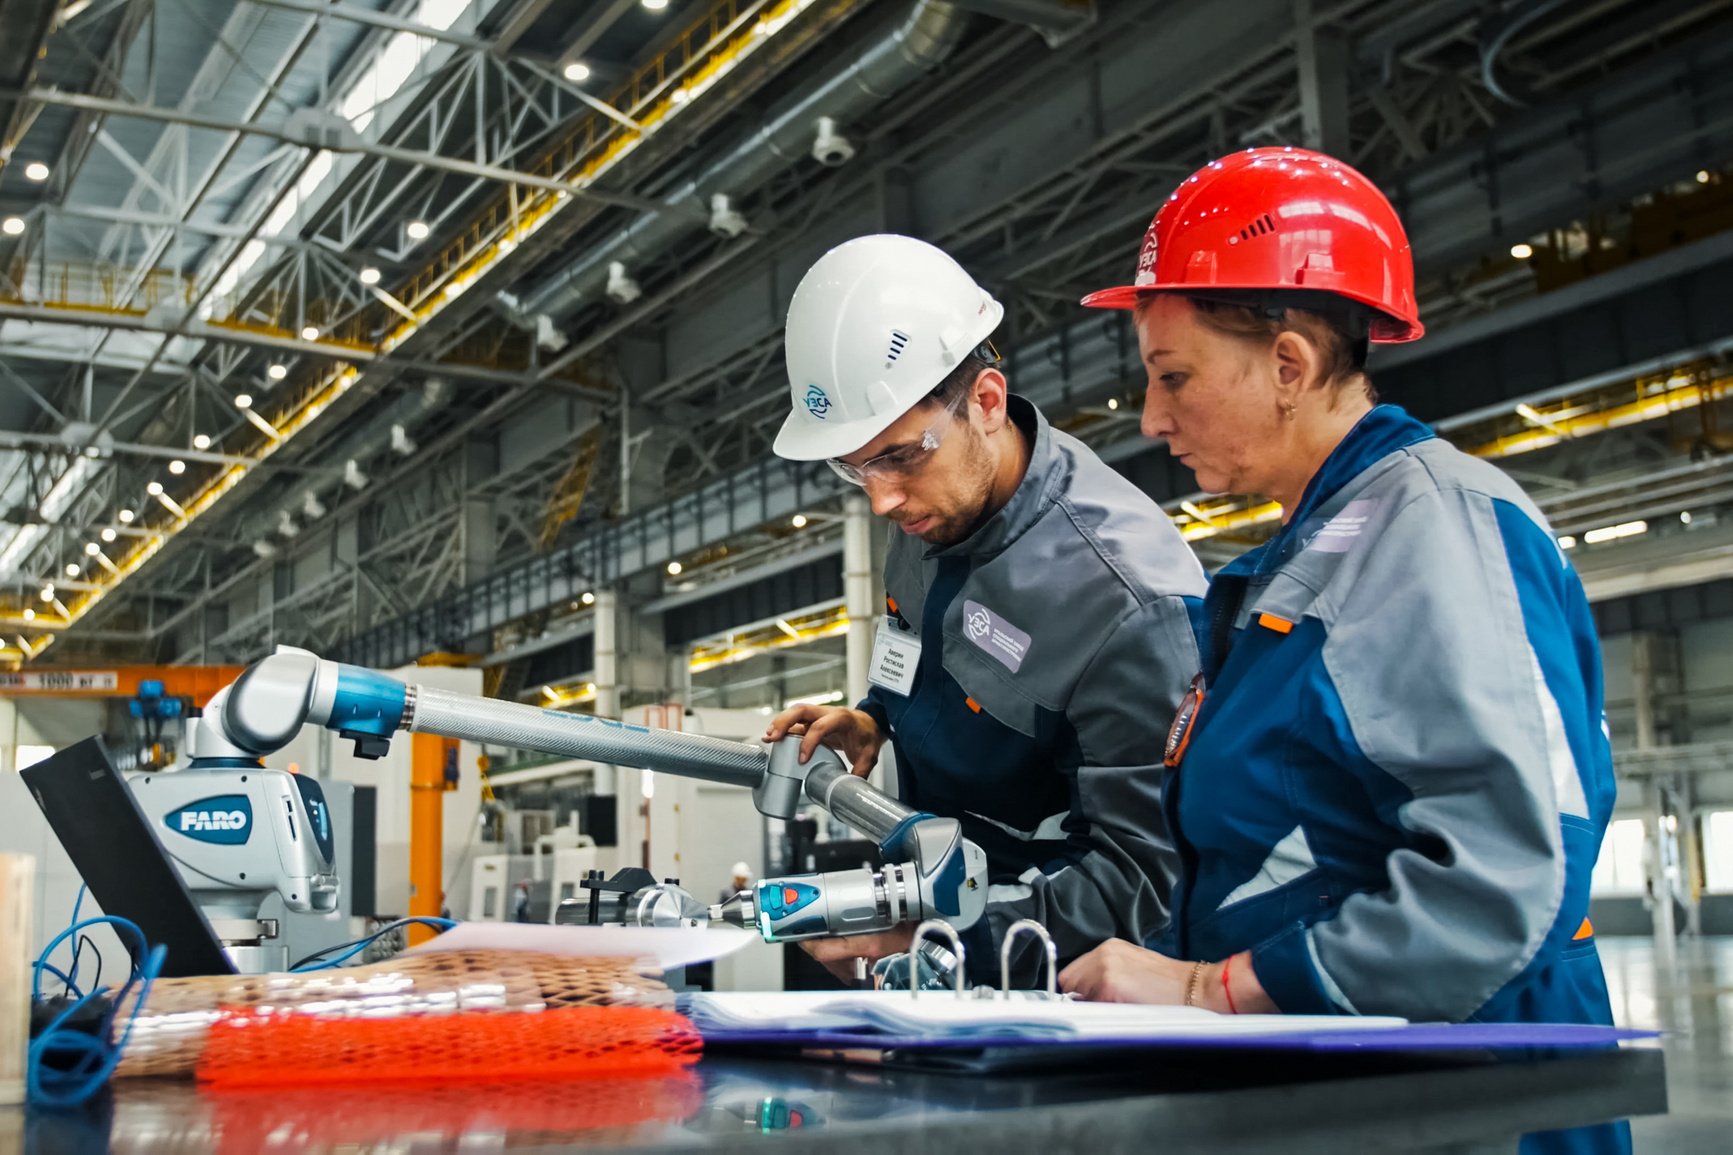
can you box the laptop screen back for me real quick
[21,737,237,978]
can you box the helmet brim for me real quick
[1079,284,1143,310]
[1080,282,1424,342]
[772,404,904,463]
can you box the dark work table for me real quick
[13,1042,1666,1152]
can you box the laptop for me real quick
[22,736,238,977]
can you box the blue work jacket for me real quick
[1159,404,1627,1155]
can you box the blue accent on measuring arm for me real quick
[930,842,964,917]
[877,811,939,861]
[331,666,407,757]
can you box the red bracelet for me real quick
[1221,954,1240,1014]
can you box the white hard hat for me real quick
[774,234,1004,462]
[730,861,751,877]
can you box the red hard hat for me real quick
[1081,147,1424,343]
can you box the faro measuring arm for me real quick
[191,647,987,943]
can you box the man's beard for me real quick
[915,427,996,547]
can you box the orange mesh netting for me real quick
[196,1005,702,1089]
[202,1074,705,1153]
[114,950,674,1078]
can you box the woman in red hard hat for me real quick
[1059,148,1626,1155]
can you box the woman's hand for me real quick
[1059,939,1202,1004]
[1060,941,1275,1013]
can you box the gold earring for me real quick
[1282,401,1297,421]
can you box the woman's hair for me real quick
[1150,293,1379,402]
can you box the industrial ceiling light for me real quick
[24,162,49,182]
[168,459,186,475]
[83,542,99,556]
[791,514,807,528]
[146,481,164,495]
[302,492,327,520]
[642,0,668,10]
[1582,520,1648,545]
[1557,535,1576,549]
[343,459,369,490]
[117,508,134,523]
[300,325,320,341]
[39,585,53,602]
[277,510,300,538]
[390,423,417,456]
[252,540,278,559]
[563,62,591,81]
[64,563,80,578]
[267,364,288,381]
[192,433,211,450]
[21,608,33,622]
[1681,510,1694,524]
[812,117,855,167]
[670,88,690,104]
[406,219,430,240]
[581,591,595,606]
[667,561,682,575]
[1510,242,1534,260]
[235,393,254,409]
[100,528,116,543]
[1,217,24,236]
[1698,170,1713,184]
[359,266,381,285]
[604,261,641,304]
[1107,398,1119,410]
[707,193,748,238]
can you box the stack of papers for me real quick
[682,991,1407,1040]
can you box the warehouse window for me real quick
[1704,811,1733,893]
[1591,818,1649,895]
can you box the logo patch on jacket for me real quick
[963,599,1030,673]
[804,385,832,419]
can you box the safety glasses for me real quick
[826,386,973,488]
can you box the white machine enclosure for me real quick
[128,766,339,920]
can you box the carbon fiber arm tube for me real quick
[405,685,770,788]
[802,760,918,844]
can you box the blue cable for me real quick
[290,917,457,971]
[33,887,90,1001]
[65,886,86,992]
[28,914,164,1110]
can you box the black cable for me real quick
[288,917,456,971]
[76,935,103,994]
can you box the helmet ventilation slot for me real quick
[885,329,911,366]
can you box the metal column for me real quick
[408,733,449,945]
[1633,633,1677,968]
[844,493,875,707]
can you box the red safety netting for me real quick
[195,1004,702,1090]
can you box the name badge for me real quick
[868,617,921,696]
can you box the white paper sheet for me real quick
[683,990,1407,1040]
[405,921,757,970]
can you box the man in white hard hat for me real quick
[764,234,1208,986]
[721,861,752,905]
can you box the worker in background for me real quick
[721,861,752,905]
[763,234,1208,985]
[1057,148,1625,1155]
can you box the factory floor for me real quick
[1603,935,1733,1151]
